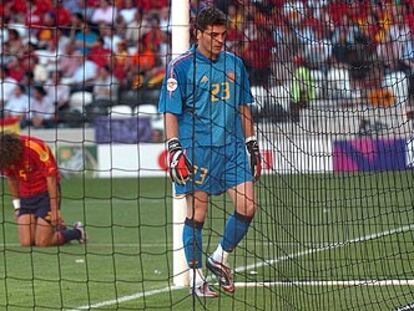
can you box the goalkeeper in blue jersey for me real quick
[158,6,262,297]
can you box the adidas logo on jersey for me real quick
[200,75,209,83]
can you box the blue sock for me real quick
[183,218,203,268]
[63,228,81,243]
[57,228,81,245]
[220,212,253,252]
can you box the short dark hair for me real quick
[195,6,227,31]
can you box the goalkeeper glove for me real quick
[167,137,192,184]
[245,136,262,182]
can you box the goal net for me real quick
[0,0,413,310]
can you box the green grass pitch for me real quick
[1,171,414,310]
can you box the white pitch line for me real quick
[67,286,183,311]
[67,224,414,311]
[234,280,414,287]
[0,243,172,247]
[236,223,414,273]
[0,241,323,248]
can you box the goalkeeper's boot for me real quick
[191,282,218,298]
[73,222,87,244]
[206,257,235,293]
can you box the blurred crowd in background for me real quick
[0,0,413,130]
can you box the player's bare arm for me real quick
[7,176,20,218]
[46,176,60,226]
[240,104,255,139]
[164,112,179,139]
[240,104,262,182]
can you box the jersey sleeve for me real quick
[158,63,186,115]
[26,140,58,178]
[239,59,254,106]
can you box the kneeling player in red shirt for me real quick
[0,132,86,247]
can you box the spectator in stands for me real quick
[223,4,244,55]
[399,31,414,95]
[91,0,116,25]
[118,0,137,25]
[302,26,333,72]
[54,28,71,56]
[63,0,84,15]
[58,43,82,78]
[52,1,72,29]
[136,0,168,13]
[74,22,98,55]
[141,13,164,52]
[269,6,297,85]
[69,12,85,42]
[158,6,170,32]
[28,84,56,128]
[66,54,98,92]
[32,54,49,83]
[129,42,157,88]
[158,29,171,67]
[98,22,122,53]
[24,0,51,33]
[4,84,30,124]
[377,28,402,75]
[227,3,243,30]
[113,40,129,83]
[37,12,55,49]
[5,29,24,59]
[125,8,150,47]
[21,71,35,96]
[0,66,18,105]
[93,65,119,102]
[332,22,350,65]
[242,23,273,86]
[7,10,28,41]
[44,70,70,111]
[342,17,376,82]
[88,36,111,68]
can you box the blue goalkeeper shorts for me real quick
[175,141,253,196]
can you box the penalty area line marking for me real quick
[67,224,414,311]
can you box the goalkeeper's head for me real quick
[0,132,23,169]
[195,6,227,32]
[194,6,227,59]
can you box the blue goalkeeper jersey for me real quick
[158,45,254,147]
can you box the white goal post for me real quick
[171,0,190,287]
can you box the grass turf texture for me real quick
[0,171,413,310]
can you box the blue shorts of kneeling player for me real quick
[175,141,253,196]
[18,186,61,224]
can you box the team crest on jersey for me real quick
[227,71,235,82]
[39,151,49,162]
[167,78,178,91]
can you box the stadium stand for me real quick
[0,0,412,137]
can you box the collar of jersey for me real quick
[191,45,222,63]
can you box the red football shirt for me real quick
[2,135,60,197]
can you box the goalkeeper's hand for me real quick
[245,136,262,182]
[167,138,192,184]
